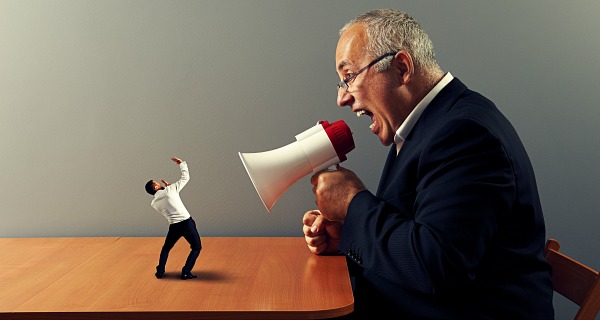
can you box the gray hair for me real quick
[340,9,440,74]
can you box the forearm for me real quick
[340,190,435,294]
[173,161,189,190]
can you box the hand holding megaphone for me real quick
[310,165,365,221]
[239,120,355,212]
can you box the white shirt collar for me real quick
[394,72,454,145]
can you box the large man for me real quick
[302,9,554,318]
[145,157,201,280]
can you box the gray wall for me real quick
[1,1,599,318]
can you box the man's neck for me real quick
[404,71,444,113]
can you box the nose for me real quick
[337,88,352,108]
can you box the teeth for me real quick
[356,110,367,117]
[369,123,375,129]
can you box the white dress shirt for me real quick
[151,161,191,224]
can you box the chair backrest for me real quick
[545,238,600,320]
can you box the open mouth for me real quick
[356,110,376,130]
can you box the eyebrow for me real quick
[337,60,352,72]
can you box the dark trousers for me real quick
[157,217,202,273]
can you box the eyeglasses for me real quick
[337,51,398,92]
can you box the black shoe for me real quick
[155,267,165,279]
[181,271,197,280]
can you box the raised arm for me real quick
[170,157,189,192]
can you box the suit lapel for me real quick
[376,145,399,197]
[374,78,469,199]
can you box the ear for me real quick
[392,50,414,85]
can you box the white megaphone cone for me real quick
[239,120,355,212]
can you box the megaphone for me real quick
[239,120,355,212]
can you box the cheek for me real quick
[356,75,395,111]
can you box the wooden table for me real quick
[0,237,353,319]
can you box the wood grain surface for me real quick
[0,237,353,319]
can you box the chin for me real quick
[378,137,392,146]
[379,135,395,146]
[373,128,393,146]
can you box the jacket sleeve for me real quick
[339,117,516,294]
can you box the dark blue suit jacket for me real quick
[339,78,554,319]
